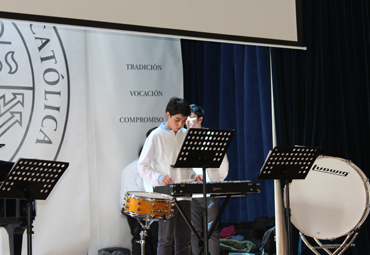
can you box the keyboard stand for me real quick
[171,128,235,255]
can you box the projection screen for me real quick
[0,0,304,49]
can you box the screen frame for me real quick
[0,0,305,49]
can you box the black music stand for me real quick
[257,146,321,255]
[0,158,69,255]
[172,128,235,255]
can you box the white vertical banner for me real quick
[0,20,183,255]
[87,30,183,254]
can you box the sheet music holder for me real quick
[257,146,321,255]
[172,128,234,255]
[172,128,234,169]
[0,158,69,255]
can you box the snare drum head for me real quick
[126,191,174,201]
[289,156,370,240]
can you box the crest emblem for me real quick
[0,21,69,161]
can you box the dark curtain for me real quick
[271,0,370,254]
[181,40,275,223]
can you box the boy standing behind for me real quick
[138,97,202,255]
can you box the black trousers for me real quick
[127,215,158,255]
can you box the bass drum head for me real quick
[289,156,370,240]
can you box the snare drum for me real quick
[123,191,175,220]
[289,156,370,240]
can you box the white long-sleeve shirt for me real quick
[193,154,229,182]
[119,158,145,208]
[138,123,196,197]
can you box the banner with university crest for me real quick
[0,20,183,255]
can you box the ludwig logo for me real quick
[0,21,69,161]
[311,164,349,177]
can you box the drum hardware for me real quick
[299,231,358,255]
[152,209,164,213]
[289,156,370,255]
[122,191,175,255]
[135,217,156,255]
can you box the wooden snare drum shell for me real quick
[123,191,174,219]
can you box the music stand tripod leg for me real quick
[201,166,209,255]
[27,200,34,255]
[22,186,35,255]
[284,177,292,255]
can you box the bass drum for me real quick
[289,156,370,240]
